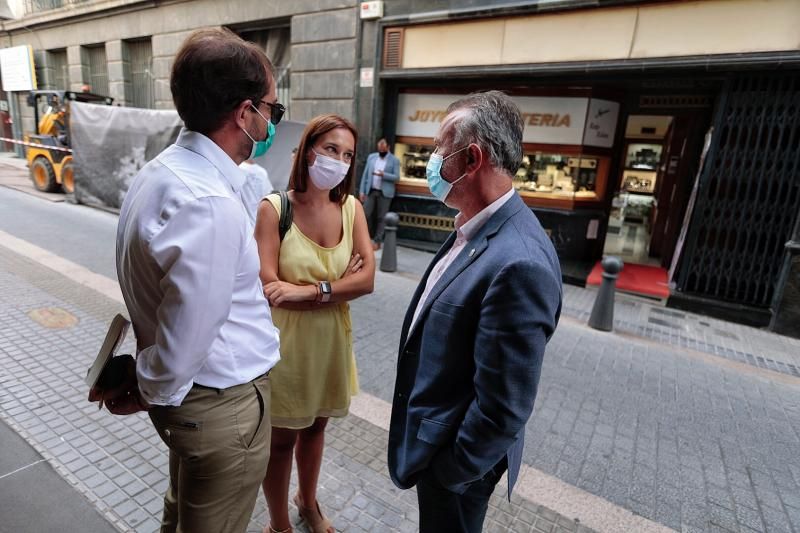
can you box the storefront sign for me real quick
[582,99,619,148]
[0,45,37,92]
[397,93,618,147]
[515,96,588,145]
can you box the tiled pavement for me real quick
[560,285,800,378]
[0,244,592,533]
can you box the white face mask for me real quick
[308,150,350,190]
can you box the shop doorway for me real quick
[594,106,713,299]
[603,115,673,267]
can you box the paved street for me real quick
[1,180,800,533]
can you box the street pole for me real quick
[588,256,624,332]
[380,211,399,273]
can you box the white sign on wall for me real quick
[0,45,37,92]
[582,99,620,148]
[396,93,618,147]
[360,1,384,19]
[359,67,374,88]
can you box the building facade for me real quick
[368,0,800,334]
[0,0,359,136]
[1,0,799,334]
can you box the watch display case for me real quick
[395,140,610,208]
[621,142,662,195]
[513,152,600,199]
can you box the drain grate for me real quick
[648,317,681,329]
[650,307,686,319]
[712,329,740,341]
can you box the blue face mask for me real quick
[426,146,468,204]
[241,105,275,159]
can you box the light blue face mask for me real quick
[241,104,275,159]
[426,146,468,203]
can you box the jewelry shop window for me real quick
[393,92,619,209]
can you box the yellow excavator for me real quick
[24,90,113,193]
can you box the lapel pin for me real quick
[469,248,476,257]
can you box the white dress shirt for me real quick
[411,188,516,329]
[371,155,388,190]
[117,129,281,406]
[239,161,274,227]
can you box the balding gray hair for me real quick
[446,91,524,177]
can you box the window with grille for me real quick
[383,28,404,69]
[50,49,68,91]
[127,39,154,109]
[677,74,800,308]
[24,0,64,14]
[85,44,109,96]
[24,0,90,14]
[235,26,291,118]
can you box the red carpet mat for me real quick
[587,261,670,299]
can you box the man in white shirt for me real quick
[239,159,274,226]
[104,29,284,532]
[388,91,562,532]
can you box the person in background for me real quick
[359,138,400,250]
[254,114,375,533]
[388,91,562,532]
[240,159,274,225]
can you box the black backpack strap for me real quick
[270,190,293,241]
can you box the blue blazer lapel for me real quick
[399,232,456,345]
[401,193,526,350]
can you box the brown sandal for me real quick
[293,493,334,533]
[264,525,293,533]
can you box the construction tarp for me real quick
[69,100,304,209]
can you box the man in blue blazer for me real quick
[359,138,400,250]
[388,91,562,532]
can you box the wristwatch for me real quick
[319,281,332,303]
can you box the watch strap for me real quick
[319,281,332,303]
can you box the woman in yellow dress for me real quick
[254,114,375,533]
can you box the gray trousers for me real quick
[363,189,392,243]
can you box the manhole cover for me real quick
[28,307,79,329]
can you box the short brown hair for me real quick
[170,28,274,135]
[289,114,358,205]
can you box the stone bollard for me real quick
[588,256,624,332]
[380,211,400,273]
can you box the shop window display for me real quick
[396,142,433,181]
[513,152,599,199]
[395,141,608,206]
[620,143,662,194]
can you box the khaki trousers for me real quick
[149,374,271,533]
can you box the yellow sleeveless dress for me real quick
[265,194,359,429]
